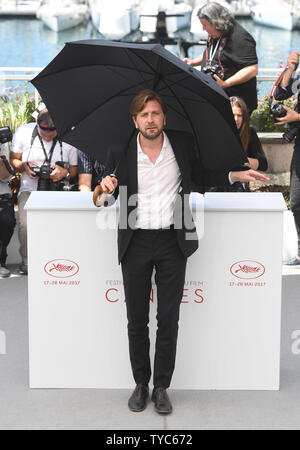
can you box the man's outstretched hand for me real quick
[230,169,270,184]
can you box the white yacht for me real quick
[190,0,207,40]
[89,0,140,40]
[139,0,192,35]
[251,0,298,31]
[230,0,253,18]
[36,0,89,32]
[0,0,41,16]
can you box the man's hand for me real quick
[183,57,191,65]
[230,169,270,184]
[281,51,300,87]
[50,164,68,182]
[274,105,300,125]
[78,173,92,192]
[183,54,203,67]
[287,51,300,72]
[100,175,118,194]
[213,74,228,89]
[24,161,39,179]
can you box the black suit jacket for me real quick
[104,130,230,263]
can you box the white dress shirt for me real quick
[135,131,182,229]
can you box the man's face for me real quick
[200,18,222,38]
[38,121,57,142]
[132,100,166,140]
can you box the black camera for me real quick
[0,126,13,144]
[30,161,55,191]
[269,102,287,119]
[29,161,70,191]
[269,101,300,142]
[202,64,224,80]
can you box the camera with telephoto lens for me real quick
[282,122,300,143]
[202,64,224,80]
[0,126,13,144]
[30,161,71,191]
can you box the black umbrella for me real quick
[31,39,247,171]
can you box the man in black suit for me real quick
[100,89,268,414]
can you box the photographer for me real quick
[10,109,78,275]
[78,150,104,192]
[183,2,258,114]
[274,51,300,266]
[0,134,15,278]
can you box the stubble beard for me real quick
[140,126,163,141]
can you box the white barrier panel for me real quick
[26,192,286,390]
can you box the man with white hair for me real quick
[184,2,258,114]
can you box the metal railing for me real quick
[0,65,287,80]
[0,67,43,106]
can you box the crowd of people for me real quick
[0,108,105,277]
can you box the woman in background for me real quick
[230,96,268,173]
[209,96,268,193]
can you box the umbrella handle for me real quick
[93,174,117,207]
[93,185,108,207]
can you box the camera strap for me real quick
[269,66,288,105]
[207,37,221,63]
[206,36,227,75]
[30,125,63,165]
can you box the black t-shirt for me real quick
[247,127,268,171]
[201,20,258,113]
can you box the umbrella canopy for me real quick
[31,40,247,171]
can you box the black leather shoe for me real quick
[128,385,149,412]
[152,387,173,414]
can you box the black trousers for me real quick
[121,228,187,389]
[290,149,300,256]
[0,194,16,264]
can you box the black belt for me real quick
[136,224,175,232]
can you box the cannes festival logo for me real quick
[230,260,265,280]
[44,259,79,279]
